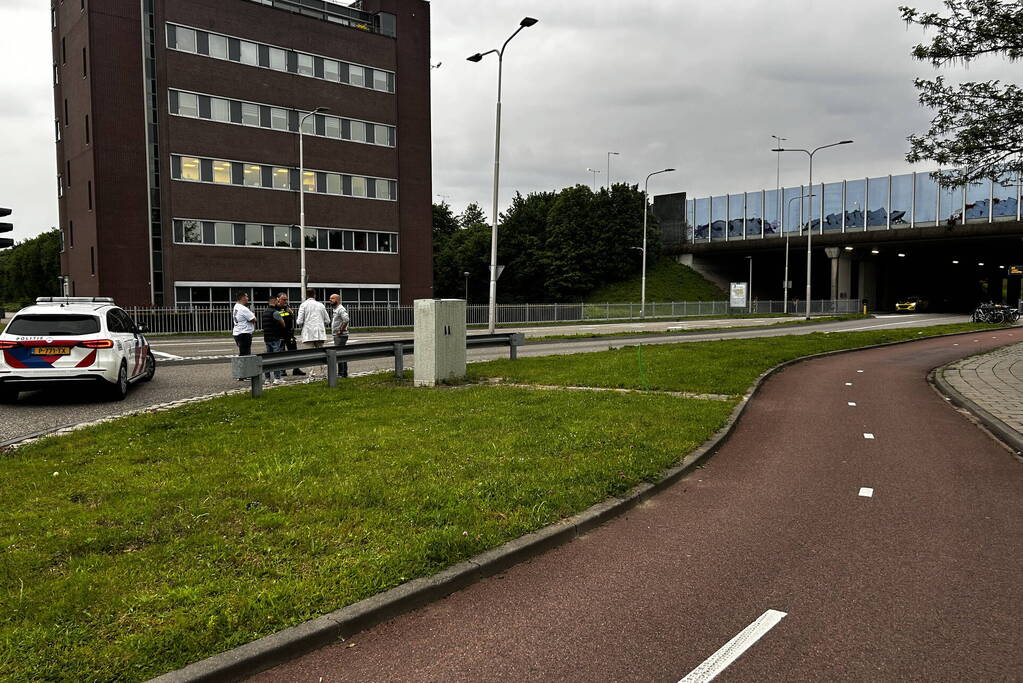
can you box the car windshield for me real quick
[6,314,101,336]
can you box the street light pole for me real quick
[586,168,601,190]
[607,151,619,188]
[299,106,329,295]
[464,271,470,302]
[771,135,786,309]
[785,193,814,314]
[641,168,676,318]
[467,17,539,334]
[771,140,853,319]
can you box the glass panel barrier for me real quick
[845,178,865,230]
[782,186,803,234]
[822,182,843,231]
[686,199,695,241]
[890,173,913,226]
[866,176,888,228]
[914,172,938,226]
[965,179,991,222]
[695,197,710,240]
[728,194,745,237]
[809,183,822,233]
[764,189,780,236]
[711,196,727,240]
[938,172,962,225]
[992,176,1019,220]
[746,191,763,236]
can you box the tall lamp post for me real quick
[586,168,601,190]
[464,271,470,302]
[607,151,619,188]
[771,135,786,309]
[785,193,814,314]
[299,106,329,295]
[467,16,539,334]
[771,140,853,319]
[641,168,676,318]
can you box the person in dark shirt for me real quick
[261,295,286,384]
[276,292,305,376]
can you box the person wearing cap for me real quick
[329,293,350,378]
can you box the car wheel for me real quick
[108,362,129,401]
[0,385,18,404]
[141,350,156,382]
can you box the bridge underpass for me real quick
[676,220,1023,312]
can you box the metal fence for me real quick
[124,299,863,335]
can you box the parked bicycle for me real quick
[972,302,1021,324]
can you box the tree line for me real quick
[0,229,61,308]
[433,183,660,303]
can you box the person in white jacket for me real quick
[296,289,331,348]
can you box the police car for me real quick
[0,297,155,403]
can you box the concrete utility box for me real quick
[414,299,466,386]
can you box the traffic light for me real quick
[0,207,12,249]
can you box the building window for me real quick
[179,156,200,181]
[63,98,68,125]
[348,64,365,87]
[84,115,90,144]
[82,47,87,78]
[53,63,59,85]
[241,102,260,126]
[61,37,66,64]
[210,97,231,123]
[172,218,399,254]
[272,167,290,190]
[69,220,74,247]
[212,160,232,184]
[209,33,228,60]
[57,174,63,198]
[66,160,71,186]
[87,180,92,210]
[175,26,197,52]
[240,41,258,65]
[297,53,314,76]
[243,163,261,187]
[177,91,198,117]
[55,119,61,142]
[270,107,289,131]
[90,247,95,275]
[351,176,367,197]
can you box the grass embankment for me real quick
[0,321,993,680]
[535,314,869,341]
[585,258,725,303]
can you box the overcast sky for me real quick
[0,0,1007,242]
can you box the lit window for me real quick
[326,173,341,195]
[241,102,259,126]
[175,27,197,53]
[324,116,341,138]
[350,121,366,142]
[243,164,262,187]
[297,53,314,76]
[272,167,290,190]
[178,92,198,117]
[323,59,340,81]
[240,41,258,65]
[375,124,391,146]
[179,156,201,181]
[246,224,262,246]
[270,108,288,131]
[351,176,367,197]
[209,33,228,60]
[211,98,231,122]
[302,171,316,192]
[349,65,365,87]
[373,70,388,91]
[269,47,286,71]
[212,160,232,184]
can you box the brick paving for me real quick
[941,340,1023,437]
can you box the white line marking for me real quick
[848,402,857,406]
[864,433,875,439]
[679,609,787,683]
[152,351,184,360]
[845,382,853,386]
[856,370,864,373]
[859,487,874,497]
[837,316,950,332]
[953,343,959,346]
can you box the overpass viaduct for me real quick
[655,170,1022,311]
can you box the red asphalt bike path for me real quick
[250,331,1023,682]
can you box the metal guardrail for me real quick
[231,333,524,397]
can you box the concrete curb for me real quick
[148,326,1003,682]
[930,365,1023,456]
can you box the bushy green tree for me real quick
[0,229,61,306]
[901,0,1023,186]
[495,191,557,303]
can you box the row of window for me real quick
[166,24,395,94]
[175,286,399,308]
[170,155,397,201]
[172,219,399,254]
[168,90,395,147]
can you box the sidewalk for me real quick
[939,340,1023,452]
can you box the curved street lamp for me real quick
[299,106,330,295]
[607,151,619,188]
[771,140,853,319]
[641,168,676,318]
[467,17,539,333]
[586,167,601,190]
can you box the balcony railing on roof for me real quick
[243,0,392,36]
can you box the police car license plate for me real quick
[33,346,71,355]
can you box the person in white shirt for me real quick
[296,289,331,348]
[232,292,256,356]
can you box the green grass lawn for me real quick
[585,258,725,303]
[0,320,996,680]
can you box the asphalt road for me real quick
[250,329,1023,682]
[0,314,971,446]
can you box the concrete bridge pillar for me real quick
[825,248,854,302]
[858,260,877,311]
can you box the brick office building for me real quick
[51,0,432,308]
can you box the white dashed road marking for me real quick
[859,488,874,498]
[845,382,853,386]
[152,351,184,360]
[864,433,875,439]
[848,402,857,406]
[856,370,864,373]
[679,610,787,683]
